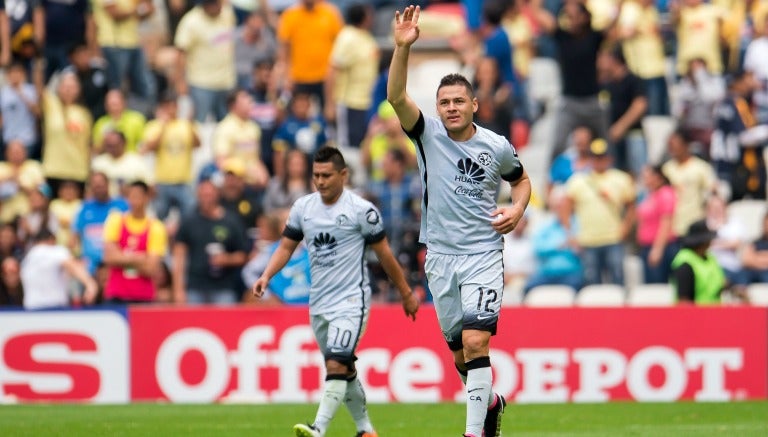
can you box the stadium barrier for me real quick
[1,306,766,404]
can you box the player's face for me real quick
[313,161,346,204]
[436,84,477,137]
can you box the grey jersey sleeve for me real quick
[500,143,524,182]
[282,199,305,241]
[359,204,386,244]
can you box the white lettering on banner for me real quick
[572,349,627,402]
[0,312,129,403]
[156,328,230,403]
[685,349,743,401]
[389,348,443,402]
[515,349,569,403]
[627,347,688,401]
[150,323,747,403]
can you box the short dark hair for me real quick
[606,46,626,66]
[32,228,56,243]
[104,129,127,144]
[669,129,690,145]
[345,3,369,26]
[127,180,150,193]
[437,73,474,98]
[313,146,347,171]
[226,89,247,108]
[483,0,508,26]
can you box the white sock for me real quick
[345,375,374,433]
[314,378,348,435]
[465,359,492,437]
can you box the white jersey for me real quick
[406,113,524,254]
[283,189,385,315]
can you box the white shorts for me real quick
[311,309,369,365]
[425,250,504,350]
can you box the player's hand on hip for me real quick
[491,205,525,234]
[252,277,268,298]
[393,5,421,47]
[402,291,419,321]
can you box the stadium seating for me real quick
[524,285,576,307]
[747,283,768,306]
[623,254,644,294]
[575,284,626,307]
[626,283,676,307]
[726,200,767,243]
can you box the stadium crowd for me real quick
[1,0,768,309]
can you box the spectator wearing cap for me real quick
[141,93,200,220]
[272,91,328,178]
[0,140,44,224]
[324,2,378,150]
[63,43,109,120]
[710,69,768,201]
[102,180,167,304]
[532,0,612,160]
[21,229,98,309]
[662,130,718,237]
[219,157,263,241]
[173,176,248,304]
[91,129,152,198]
[92,0,156,100]
[360,101,416,183]
[671,219,725,304]
[213,89,270,188]
[560,138,636,286]
[72,171,128,275]
[92,90,146,153]
[0,61,40,159]
[276,0,343,108]
[598,47,648,177]
[41,72,92,193]
[175,0,237,122]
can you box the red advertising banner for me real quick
[129,306,768,403]
[0,311,130,403]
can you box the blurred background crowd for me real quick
[1,0,768,309]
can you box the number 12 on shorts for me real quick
[476,287,498,313]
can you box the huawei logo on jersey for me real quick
[313,233,337,250]
[455,158,485,184]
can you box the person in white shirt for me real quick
[21,229,98,309]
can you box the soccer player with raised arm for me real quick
[387,6,532,437]
[252,146,419,437]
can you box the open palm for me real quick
[394,5,421,47]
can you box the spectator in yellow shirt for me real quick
[672,0,723,75]
[141,93,200,220]
[92,90,147,153]
[0,140,45,224]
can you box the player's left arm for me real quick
[492,168,532,235]
[370,238,419,320]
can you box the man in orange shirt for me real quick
[277,0,343,108]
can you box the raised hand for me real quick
[393,5,421,48]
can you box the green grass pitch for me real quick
[1,401,767,436]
